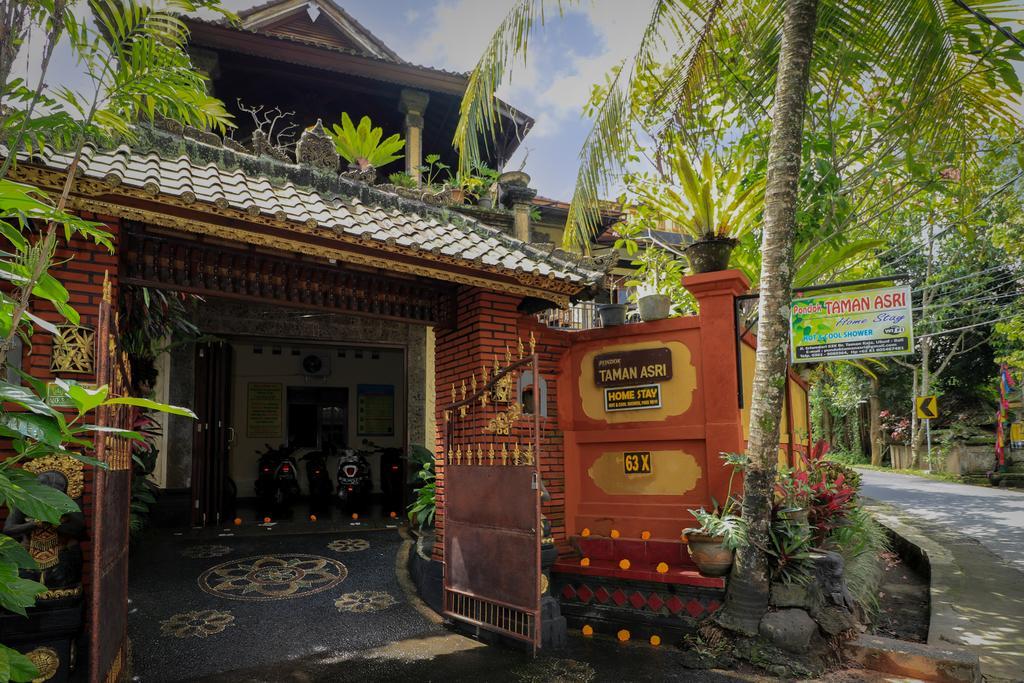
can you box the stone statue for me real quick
[3,456,86,600]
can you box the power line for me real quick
[912,289,1024,313]
[913,264,1016,293]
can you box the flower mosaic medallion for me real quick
[198,554,348,601]
[159,609,235,639]
[327,538,370,553]
[333,590,398,613]
[181,544,232,559]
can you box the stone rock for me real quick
[296,119,339,171]
[770,581,809,609]
[758,609,817,653]
[810,602,859,636]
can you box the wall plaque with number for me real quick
[623,451,652,474]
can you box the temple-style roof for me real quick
[5,127,604,303]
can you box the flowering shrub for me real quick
[879,409,911,443]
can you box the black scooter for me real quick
[304,449,334,513]
[336,446,372,512]
[255,443,301,510]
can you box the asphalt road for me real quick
[858,469,1024,571]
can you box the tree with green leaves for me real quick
[456,0,1023,635]
[0,1,232,678]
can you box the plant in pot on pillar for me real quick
[633,148,764,273]
[774,466,813,526]
[328,113,405,183]
[628,244,685,322]
[683,452,748,576]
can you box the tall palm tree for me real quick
[455,0,1023,634]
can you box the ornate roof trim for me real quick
[3,126,605,301]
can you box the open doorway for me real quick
[188,338,408,527]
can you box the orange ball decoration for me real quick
[650,635,661,647]
[233,517,242,526]
[580,557,590,567]
[580,528,591,537]
[262,517,271,524]
[390,511,398,519]
[619,559,631,570]
[656,562,669,574]
[581,624,594,637]
[641,530,651,541]
[309,514,317,522]
[351,513,359,520]
[617,629,630,642]
[610,529,620,539]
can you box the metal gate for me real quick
[89,276,133,682]
[442,336,542,652]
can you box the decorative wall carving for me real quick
[51,326,96,374]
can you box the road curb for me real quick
[862,500,982,682]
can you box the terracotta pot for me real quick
[685,532,734,577]
[638,294,671,322]
[684,236,738,273]
[597,303,628,327]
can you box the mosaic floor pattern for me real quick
[128,529,440,682]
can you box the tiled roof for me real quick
[6,130,603,291]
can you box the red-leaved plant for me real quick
[803,440,857,543]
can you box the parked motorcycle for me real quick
[303,449,334,513]
[335,446,372,512]
[255,443,301,510]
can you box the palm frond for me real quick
[563,0,729,252]
[453,0,572,177]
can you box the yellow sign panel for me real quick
[604,384,661,412]
[588,450,700,496]
[1010,423,1024,443]
[915,395,938,420]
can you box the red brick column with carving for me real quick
[432,289,569,561]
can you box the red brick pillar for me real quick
[683,269,750,505]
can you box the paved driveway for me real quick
[857,469,1024,571]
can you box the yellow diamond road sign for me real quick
[916,395,938,420]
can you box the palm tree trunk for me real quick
[717,0,819,636]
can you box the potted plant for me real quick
[682,453,748,576]
[327,113,405,182]
[628,244,684,322]
[634,148,764,273]
[459,163,500,208]
[419,153,457,204]
[774,466,813,526]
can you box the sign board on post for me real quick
[790,285,913,363]
[915,396,939,420]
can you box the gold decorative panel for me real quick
[51,326,96,374]
[587,449,701,496]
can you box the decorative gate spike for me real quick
[477,444,484,465]
[451,383,457,403]
[447,446,454,464]
[524,442,534,465]
[482,363,489,382]
[471,373,477,394]
[517,336,524,359]
[513,441,521,466]
[455,445,462,465]
[501,443,508,466]
[505,344,512,364]
[488,443,495,465]
[460,379,467,400]
[529,331,536,355]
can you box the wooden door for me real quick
[191,342,232,526]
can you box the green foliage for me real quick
[406,445,436,530]
[387,171,418,189]
[825,506,888,615]
[456,162,500,201]
[631,147,764,241]
[1,0,230,670]
[766,520,814,585]
[419,153,452,188]
[328,113,404,169]
[684,507,747,551]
